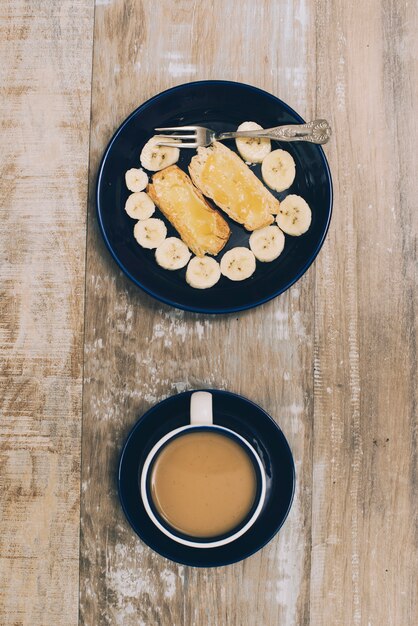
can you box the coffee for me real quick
[149,431,257,538]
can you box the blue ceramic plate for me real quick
[97,81,332,313]
[118,390,295,567]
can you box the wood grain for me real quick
[0,1,94,624]
[310,1,418,624]
[80,1,315,625]
[2,0,417,624]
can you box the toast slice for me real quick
[147,166,230,257]
[189,141,280,231]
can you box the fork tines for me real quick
[154,126,199,148]
[155,126,197,131]
[156,142,198,147]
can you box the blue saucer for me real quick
[118,390,295,567]
[97,80,332,314]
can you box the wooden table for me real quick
[1,1,417,624]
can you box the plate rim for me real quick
[117,388,296,567]
[96,79,333,314]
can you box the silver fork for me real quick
[155,119,331,148]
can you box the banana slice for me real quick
[155,237,191,270]
[276,194,312,236]
[261,149,296,192]
[125,192,155,220]
[235,121,271,163]
[134,218,167,249]
[186,256,221,289]
[220,247,256,281]
[125,168,148,192]
[140,136,180,171]
[249,225,285,262]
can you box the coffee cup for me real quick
[140,391,267,548]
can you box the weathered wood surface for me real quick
[80,1,315,625]
[310,1,418,624]
[1,0,417,624]
[0,1,94,625]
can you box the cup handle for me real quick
[190,391,213,425]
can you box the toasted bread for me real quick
[189,142,279,231]
[147,166,230,257]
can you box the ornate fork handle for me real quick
[217,119,332,145]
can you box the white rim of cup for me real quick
[140,424,267,549]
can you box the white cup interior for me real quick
[140,391,267,549]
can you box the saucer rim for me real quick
[118,388,296,567]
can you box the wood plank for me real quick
[80,1,315,624]
[0,1,94,624]
[310,0,418,624]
